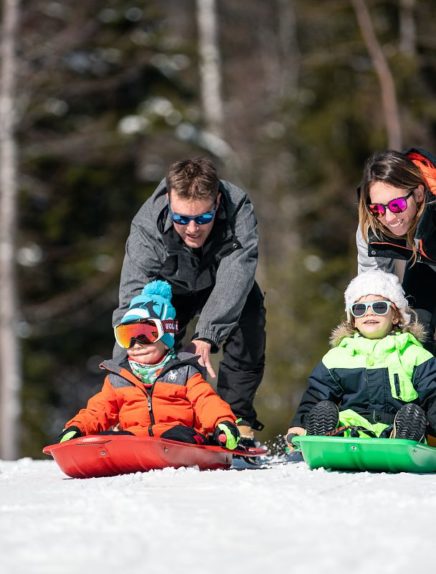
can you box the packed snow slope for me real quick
[1,457,435,574]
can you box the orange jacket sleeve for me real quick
[65,377,120,435]
[186,372,236,433]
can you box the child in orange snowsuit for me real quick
[59,281,240,449]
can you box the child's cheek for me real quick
[127,346,146,359]
[358,322,392,339]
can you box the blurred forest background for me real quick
[1,0,436,458]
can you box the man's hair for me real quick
[166,157,220,200]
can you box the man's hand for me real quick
[185,339,216,379]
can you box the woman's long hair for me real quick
[358,150,427,264]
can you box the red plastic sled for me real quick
[43,435,266,478]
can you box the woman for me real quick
[356,147,436,353]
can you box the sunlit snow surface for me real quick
[1,456,435,574]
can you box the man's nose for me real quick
[186,219,199,232]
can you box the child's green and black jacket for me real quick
[292,324,436,435]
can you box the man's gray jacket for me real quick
[113,178,259,349]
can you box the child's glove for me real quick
[284,427,306,453]
[213,421,240,450]
[58,426,82,443]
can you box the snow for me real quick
[1,456,435,574]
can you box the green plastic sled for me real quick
[292,435,436,473]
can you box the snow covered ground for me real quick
[1,456,435,574]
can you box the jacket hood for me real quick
[329,320,428,348]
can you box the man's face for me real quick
[169,191,220,249]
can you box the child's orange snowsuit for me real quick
[65,354,236,437]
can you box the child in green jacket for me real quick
[286,270,436,446]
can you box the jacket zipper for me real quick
[394,374,401,399]
[102,363,158,436]
[146,386,155,436]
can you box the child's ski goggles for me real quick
[350,300,393,318]
[114,318,178,348]
[367,190,414,217]
[169,204,217,226]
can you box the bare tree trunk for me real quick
[351,0,402,149]
[0,0,21,460]
[399,0,416,57]
[196,0,224,136]
[277,0,300,96]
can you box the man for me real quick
[113,157,266,444]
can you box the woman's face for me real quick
[369,182,424,236]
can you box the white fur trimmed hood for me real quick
[329,320,428,348]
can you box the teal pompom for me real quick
[141,280,173,302]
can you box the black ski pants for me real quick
[403,262,436,355]
[172,282,266,429]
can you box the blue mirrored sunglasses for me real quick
[169,204,217,226]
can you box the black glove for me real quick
[213,421,240,450]
[58,426,82,443]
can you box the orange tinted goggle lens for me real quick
[115,321,160,348]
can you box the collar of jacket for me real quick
[158,352,206,378]
[100,352,206,383]
[99,359,145,388]
[330,321,428,347]
[405,147,436,196]
[336,331,422,355]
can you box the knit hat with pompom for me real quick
[121,280,177,348]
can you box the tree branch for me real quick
[351,0,402,149]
